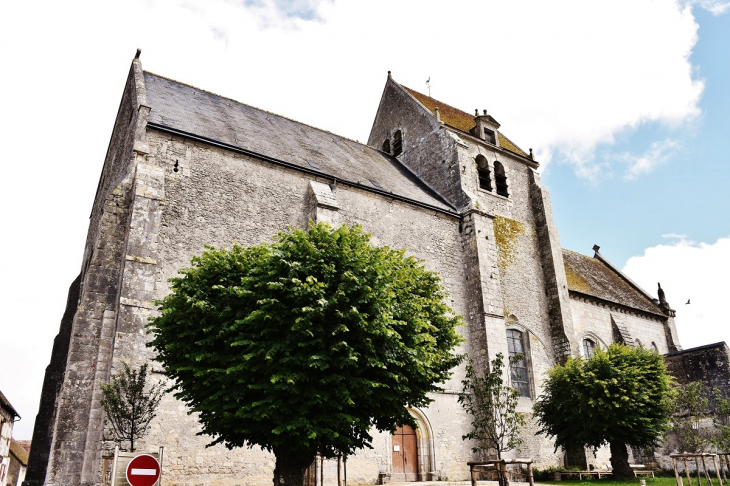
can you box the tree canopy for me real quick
[147,223,463,485]
[533,344,675,479]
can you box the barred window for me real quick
[494,161,508,197]
[382,139,391,153]
[393,130,403,156]
[507,329,530,397]
[476,155,492,191]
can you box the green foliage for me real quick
[459,353,525,459]
[533,343,676,452]
[671,381,713,452]
[712,388,730,451]
[101,362,166,452]
[147,222,463,459]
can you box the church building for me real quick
[25,53,682,486]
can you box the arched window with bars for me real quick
[494,161,508,197]
[382,139,391,153]
[506,329,531,397]
[475,155,492,191]
[393,130,403,156]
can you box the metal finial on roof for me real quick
[483,110,487,116]
[135,48,141,59]
[592,244,601,254]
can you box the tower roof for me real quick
[401,87,529,158]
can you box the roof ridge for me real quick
[143,71,380,153]
[401,85,473,120]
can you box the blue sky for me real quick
[547,7,730,266]
[0,0,728,439]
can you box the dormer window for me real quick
[483,128,496,145]
[475,155,492,191]
[494,161,508,197]
[393,130,403,156]
[382,139,391,153]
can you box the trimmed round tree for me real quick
[533,344,675,480]
[147,223,463,486]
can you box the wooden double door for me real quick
[392,424,418,481]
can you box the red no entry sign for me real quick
[126,454,161,486]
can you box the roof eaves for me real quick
[665,341,728,357]
[0,389,20,419]
[146,122,459,216]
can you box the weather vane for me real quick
[426,77,431,97]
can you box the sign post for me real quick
[126,454,161,486]
[109,447,164,486]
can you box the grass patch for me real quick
[539,478,677,486]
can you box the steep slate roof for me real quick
[562,249,662,315]
[143,73,455,213]
[402,87,529,157]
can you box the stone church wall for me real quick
[101,128,483,485]
[570,297,672,354]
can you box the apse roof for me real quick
[402,86,529,158]
[142,72,455,213]
[562,249,663,315]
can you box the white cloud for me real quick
[685,0,730,15]
[623,236,730,350]
[619,138,682,180]
[662,233,688,239]
[0,0,718,438]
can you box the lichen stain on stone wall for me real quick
[493,216,524,272]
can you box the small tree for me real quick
[101,362,166,452]
[712,389,730,451]
[533,344,675,480]
[147,223,463,486]
[672,381,713,453]
[459,353,525,459]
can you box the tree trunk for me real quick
[609,442,634,480]
[273,449,316,486]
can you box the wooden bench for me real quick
[559,470,613,480]
[468,460,535,486]
[631,464,656,478]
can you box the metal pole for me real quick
[320,455,324,486]
[344,455,347,486]
[338,454,341,486]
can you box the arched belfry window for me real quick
[393,130,403,156]
[506,329,530,397]
[583,338,597,359]
[494,161,508,197]
[475,155,492,191]
[382,139,391,153]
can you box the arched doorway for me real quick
[392,424,418,481]
[389,409,435,482]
